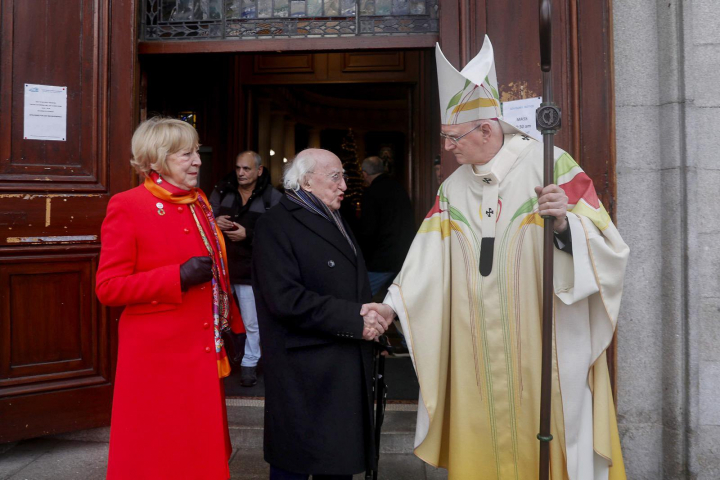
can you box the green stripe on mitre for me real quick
[446,79,473,111]
[554,152,579,184]
[446,91,464,111]
[511,197,538,222]
[484,75,499,101]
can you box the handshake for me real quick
[359,303,396,341]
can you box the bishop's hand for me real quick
[535,184,568,233]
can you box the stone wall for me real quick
[614,0,720,478]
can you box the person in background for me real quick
[96,117,243,480]
[433,155,444,186]
[210,151,282,387]
[359,156,415,296]
[252,148,390,480]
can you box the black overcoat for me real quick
[251,196,375,476]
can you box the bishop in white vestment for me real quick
[374,36,630,480]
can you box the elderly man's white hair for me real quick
[283,149,318,191]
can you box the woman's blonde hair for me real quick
[130,117,199,176]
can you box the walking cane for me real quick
[537,1,562,479]
[366,336,391,480]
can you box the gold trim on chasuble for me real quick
[440,135,554,478]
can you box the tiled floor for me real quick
[0,439,447,480]
[0,402,447,480]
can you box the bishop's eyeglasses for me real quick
[439,123,484,146]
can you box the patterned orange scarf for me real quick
[144,176,243,378]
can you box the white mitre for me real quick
[436,35,524,135]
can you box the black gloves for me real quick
[180,256,213,292]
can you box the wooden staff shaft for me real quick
[538,1,557,479]
[539,72,555,480]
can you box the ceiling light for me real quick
[270,149,275,156]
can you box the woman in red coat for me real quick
[96,117,243,479]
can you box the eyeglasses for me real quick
[309,171,349,184]
[440,123,484,146]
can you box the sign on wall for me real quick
[24,84,67,141]
[502,96,542,140]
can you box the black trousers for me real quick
[269,465,353,480]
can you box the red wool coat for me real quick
[96,183,233,480]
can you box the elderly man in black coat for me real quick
[251,148,391,480]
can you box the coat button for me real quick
[205,346,211,353]
[177,206,184,213]
[184,228,190,234]
[151,300,158,305]
[203,322,210,330]
[327,260,335,268]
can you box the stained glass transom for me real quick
[143,0,438,40]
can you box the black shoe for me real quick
[240,366,257,387]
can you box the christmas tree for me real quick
[339,129,364,216]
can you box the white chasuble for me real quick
[386,134,629,480]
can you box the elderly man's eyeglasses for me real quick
[440,123,484,146]
[309,171,349,184]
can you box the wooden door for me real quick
[0,0,137,443]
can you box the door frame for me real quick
[138,0,619,393]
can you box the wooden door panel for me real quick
[0,194,107,245]
[0,0,108,191]
[254,53,316,74]
[0,249,111,430]
[576,0,616,216]
[328,51,418,82]
[1,384,113,441]
[341,51,405,72]
[1,254,97,380]
[246,53,329,83]
[242,52,418,85]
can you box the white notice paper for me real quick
[24,84,67,141]
[502,97,542,140]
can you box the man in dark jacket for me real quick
[210,151,282,387]
[252,148,390,480]
[359,156,416,295]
